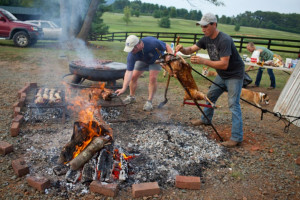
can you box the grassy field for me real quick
[102,12,300,59]
[103,12,300,40]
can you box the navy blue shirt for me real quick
[126,37,166,71]
[196,32,244,79]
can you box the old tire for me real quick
[13,31,30,47]
[71,75,83,84]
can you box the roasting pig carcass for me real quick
[158,54,216,107]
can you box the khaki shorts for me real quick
[134,61,161,71]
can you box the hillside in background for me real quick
[109,0,300,34]
[102,12,300,41]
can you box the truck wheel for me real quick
[13,31,30,47]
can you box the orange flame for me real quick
[65,82,107,159]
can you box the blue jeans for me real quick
[201,76,244,142]
[255,67,276,88]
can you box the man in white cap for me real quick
[115,35,173,111]
[175,13,245,147]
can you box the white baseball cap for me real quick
[196,13,217,26]
[124,35,139,52]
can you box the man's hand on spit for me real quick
[115,88,126,96]
[191,55,206,65]
[175,45,183,53]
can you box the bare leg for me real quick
[148,70,160,101]
[129,70,144,96]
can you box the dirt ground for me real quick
[0,46,300,200]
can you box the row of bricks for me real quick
[6,151,300,197]
[9,156,201,197]
[9,156,200,196]
[11,82,37,137]
[82,175,201,197]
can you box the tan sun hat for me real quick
[196,13,217,26]
[124,35,139,52]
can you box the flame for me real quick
[72,121,101,158]
[122,153,136,160]
[65,82,107,159]
[111,149,136,179]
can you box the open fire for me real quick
[54,81,137,185]
[55,121,136,184]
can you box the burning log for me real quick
[58,121,108,164]
[81,158,97,183]
[118,148,128,181]
[69,135,111,170]
[101,88,114,101]
[97,145,114,182]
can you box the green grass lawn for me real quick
[103,12,300,40]
[102,12,300,59]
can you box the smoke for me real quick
[59,0,97,66]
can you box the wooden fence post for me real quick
[239,37,244,53]
[267,39,271,49]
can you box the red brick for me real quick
[11,122,20,137]
[296,157,300,165]
[132,182,160,198]
[12,158,29,177]
[0,141,13,155]
[26,176,50,191]
[13,115,24,123]
[20,92,26,99]
[29,82,37,88]
[14,107,21,117]
[18,86,28,98]
[175,175,201,190]
[90,181,118,197]
[13,102,20,109]
[19,97,26,108]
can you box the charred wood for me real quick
[81,158,97,184]
[58,121,109,164]
[69,135,111,170]
[65,169,81,183]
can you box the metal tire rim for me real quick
[17,35,28,46]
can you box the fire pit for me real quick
[69,59,127,87]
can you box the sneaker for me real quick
[143,101,153,111]
[221,140,241,148]
[190,119,210,126]
[123,95,136,105]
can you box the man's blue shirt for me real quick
[126,37,166,71]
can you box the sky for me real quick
[137,0,300,17]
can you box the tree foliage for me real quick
[111,0,203,20]
[158,16,170,28]
[122,6,131,25]
[234,23,240,32]
[219,11,300,34]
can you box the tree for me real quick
[234,23,240,32]
[169,7,177,18]
[122,6,131,25]
[153,10,160,18]
[158,16,170,28]
[77,0,101,41]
